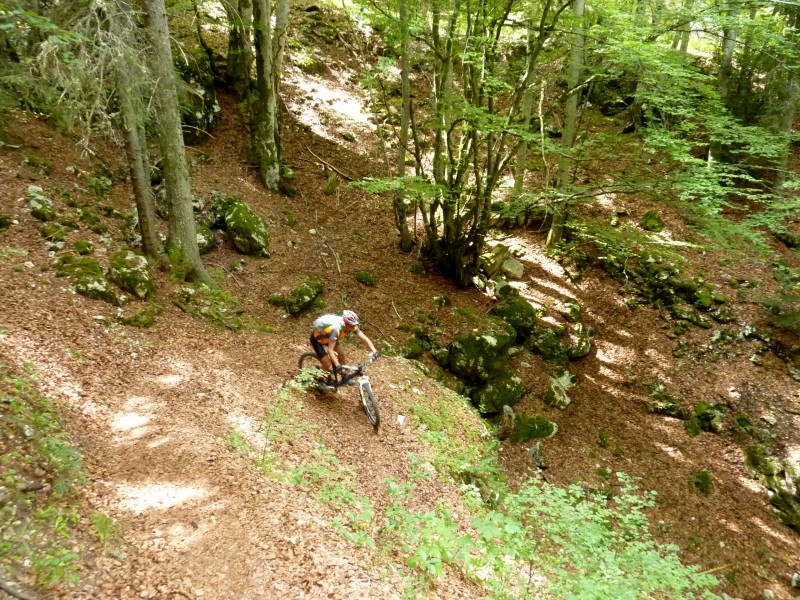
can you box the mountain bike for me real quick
[297,353,380,431]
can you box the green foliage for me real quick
[0,364,85,588]
[174,284,243,330]
[690,470,713,496]
[355,271,376,286]
[91,511,122,545]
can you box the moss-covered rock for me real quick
[174,48,220,144]
[0,215,13,230]
[196,224,216,255]
[268,274,324,314]
[72,240,93,255]
[493,296,543,341]
[525,326,570,364]
[542,369,577,409]
[770,490,800,532]
[115,303,163,328]
[563,301,582,322]
[403,337,425,360]
[77,207,108,234]
[480,244,512,278]
[355,271,376,286]
[508,414,558,442]
[641,210,663,232]
[646,382,688,419]
[54,254,118,305]
[567,323,594,359]
[108,249,156,300]
[40,222,67,242]
[470,369,526,414]
[211,193,270,256]
[448,316,516,383]
[685,402,726,437]
[25,186,55,221]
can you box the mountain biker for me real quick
[310,310,380,373]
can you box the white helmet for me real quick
[342,310,359,326]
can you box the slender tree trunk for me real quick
[546,0,585,251]
[513,24,538,196]
[717,7,739,105]
[679,0,694,53]
[141,0,211,284]
[394,0,413,252]
[224,0,254,98]
[252,0,281,190]
[110,0,159,258]
[773,70,799,191]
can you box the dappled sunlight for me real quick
[652,442,688,463]
[115,482,210,514]
[227,411,265,450]
[157,373,185,386]
[595,339,636,366]
[749,515,797,545]
[112,412,151,432]
[285,69,372,145]
[644,347,671,370]
[739,476,764,494]
[582,374,629,395]
[147,436,172,450]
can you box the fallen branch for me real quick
[324,242,341,274]
[0,581,37,600]
[305,147,355,181]
[391,300,401,320]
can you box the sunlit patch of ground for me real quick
[115,482,210,514]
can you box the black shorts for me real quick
[310,333,329,359]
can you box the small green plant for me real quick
[0,246,27,260]
[355,271,376,286]
[597,430,609,448]
[690,469,713,495]
[228,430,250,456]
[91,511,122,544]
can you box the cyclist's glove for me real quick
[371,351,381,361]
[333,365,343,374]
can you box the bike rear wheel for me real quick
[358,378,380,431]
[298,352,320,370]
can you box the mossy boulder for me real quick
[355,271,376,286]
[479,244,512,278]
[448,316,516,383]
[54,254,118,305]
[685,402,726,437]
[646,382,688,419]
[268,274,324,314]
[525,326,570,364]
[508,414,558,442]
[770,490,800,532]
[567,323,594,359]
[641,210,663,232]
[0,215,12,230]
[196,224,216,255]
[108,249,156,300]
[72,240,93,255]
[174,48,220,143]
[470,369,526,414]
[25,186,55,221]
[493,296,543,341]
[40,222,67,242]
[211,193,270,256]
[542,369,577,409]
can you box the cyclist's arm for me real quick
[356,330,378,354]
[326,342,340,369]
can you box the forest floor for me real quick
[1,29,800,600]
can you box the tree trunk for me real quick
[394,0,413,252]
[252,0,281,190]
[546,0,585,251]
[224,0,254,98]
[110,0,159,259]
[717,6,739,105]
[140,0,211,284]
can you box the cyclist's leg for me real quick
[310,335,332,370]
[335,343,347,366]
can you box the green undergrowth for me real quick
[227,364,720,598]
[0,363,87,591]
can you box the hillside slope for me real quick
[0,55,799,600]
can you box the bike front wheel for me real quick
[358,377,380,431]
